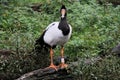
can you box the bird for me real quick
[35,5,72,70]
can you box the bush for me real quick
[72,56,120,80]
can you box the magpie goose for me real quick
[36,5,72,70]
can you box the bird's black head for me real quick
[60,5,67,18]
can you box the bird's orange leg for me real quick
[59,46,68,69]
[48,48,58,70]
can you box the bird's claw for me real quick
[47,64,58,71]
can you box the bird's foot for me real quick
[59,63,68,69]
[47,63,58,71]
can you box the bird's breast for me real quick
[43,28,69,47]
[43,22,72,47]
[58,23,70,36]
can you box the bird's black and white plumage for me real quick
[43,21,72,47]
[35,5,72,70]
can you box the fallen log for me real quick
[16,67,72,80]
[16,56,102,80]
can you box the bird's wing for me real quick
[45,22,59,30]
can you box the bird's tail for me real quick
[33,32,50,68]
[34,32,49,53]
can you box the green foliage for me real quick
[0,0,120,79]
[65,2,120,59]
[0,51,37,79]
[72,56,120,80]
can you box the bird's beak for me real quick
[61,9,66,18]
